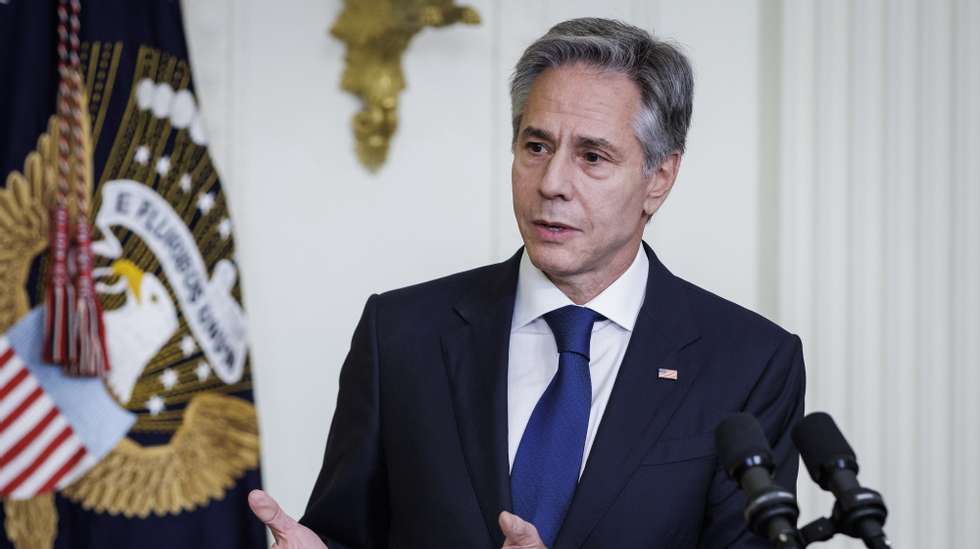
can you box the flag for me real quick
[1,309,135,501]
[0,337,94,500]
[0,1,265,547]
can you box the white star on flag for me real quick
[134,145,150,165]
[217,217,232,239]
[179,173,192,193]
[146,395,166,416]
[155,155,171,176]
[197,191,215,215]
[159,368,178,390]
[179,335,197,357]
[195,361,211,382]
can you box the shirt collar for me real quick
[511,244,649,332]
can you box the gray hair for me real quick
[510,18,694,174]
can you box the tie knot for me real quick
[543,305,603,358]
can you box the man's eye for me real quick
[526,142,546,154]
[584,151,603,163]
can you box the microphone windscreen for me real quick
[714,412,772,477]
[791,412,856,487]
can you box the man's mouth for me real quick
[531,220,579,241]
[533,220,576,232]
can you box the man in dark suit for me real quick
[248,17,805,549]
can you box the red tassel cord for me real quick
[70,217,110,376]
[44,0,110,376]
[42,0,76,366]
[43,202,73,365]
[66,0,109,377]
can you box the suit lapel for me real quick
[442,251,521,548]
[553,244,703,549]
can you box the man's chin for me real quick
[524,245,582,278]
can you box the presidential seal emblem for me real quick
[1,41,260,548]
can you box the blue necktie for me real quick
[511,305,603,547]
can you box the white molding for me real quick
[777,0,978,545]
[951,1,980,544]
[917,1,953,545]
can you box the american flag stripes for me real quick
[0,336,96,499]
[658,368,678,380]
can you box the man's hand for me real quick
[248,489,328,549]
[499,511,548,549]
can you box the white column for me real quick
[951,1,980,545]
[776,0,980,546]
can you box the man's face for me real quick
[512,63,669,288]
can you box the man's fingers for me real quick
[248,490,329,549]
[499,511,547,549]
[248,489,298,538]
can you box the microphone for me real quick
[792,412,890,549]
[715,413,801,548]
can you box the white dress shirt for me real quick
[507,246,649,476]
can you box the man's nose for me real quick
[538,151,574,201]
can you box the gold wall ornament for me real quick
[331,0,480,171]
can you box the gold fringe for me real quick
[3,495,57,549]
[62,393,259,518]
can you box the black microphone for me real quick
[792,412,890,549]
[715,413,801,548]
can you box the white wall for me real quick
[186,1,980,545]
[185,0,769,521]
[778,1,980,547]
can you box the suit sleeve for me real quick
[698,333,806,548]
[300,294,389,549]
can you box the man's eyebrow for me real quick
[576,135,622,158]
[520,126,555,142]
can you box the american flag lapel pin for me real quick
[658,368,678,381]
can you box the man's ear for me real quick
[642,152,682,218]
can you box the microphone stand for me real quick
[794,486,890,548]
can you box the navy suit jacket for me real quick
[300,244,805,548]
